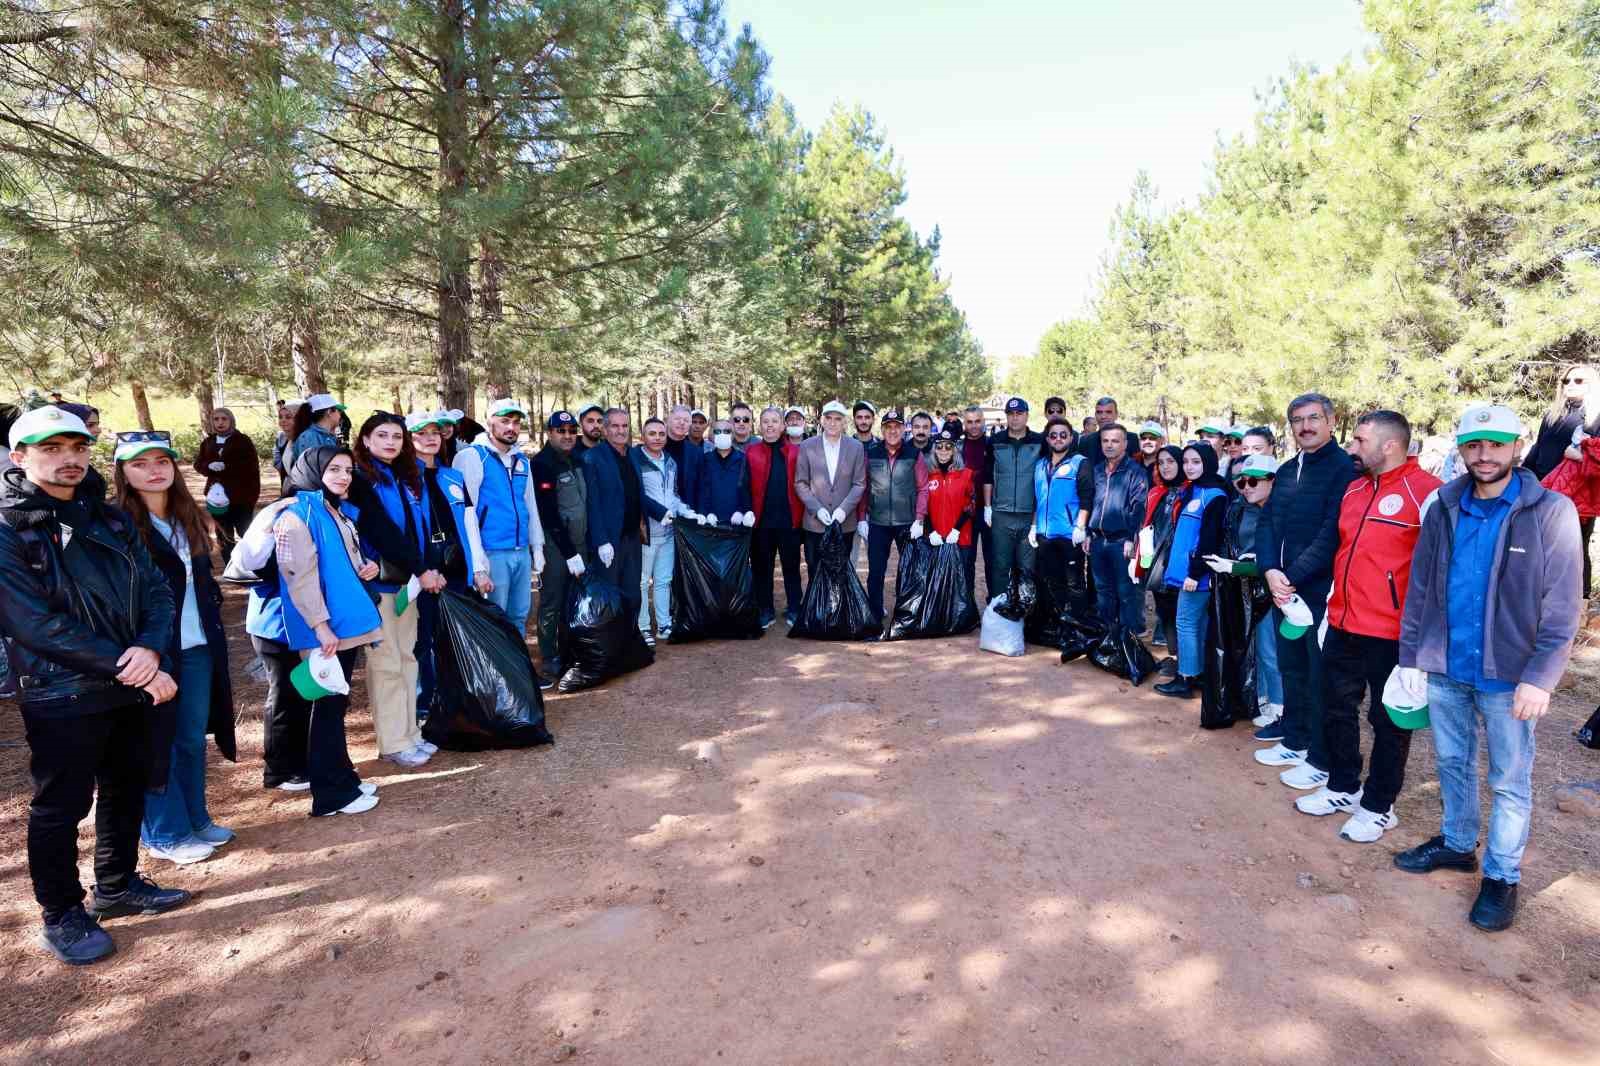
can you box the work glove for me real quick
[1026,528,1038,548]
[207,461,226,473]
[818,507,833,525]
[832,507,847,525]
[598,543,615,568]
[661,512,674,525]
[705,513,719,527]
[1203,554,1235,574]
[566,554,586,577]
[1128,558,1140,583]
[983,505,993,526]
[943,530,958,542]
[1070,526,1086,547]
[1383,666,1429,710]
[858,519,869,539]
[909,520,924,539]
[533,547,545,574]
[694,511,710,526]
[741,511,756,527]
[928,531,944,547]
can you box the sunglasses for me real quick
[1564,377,1589,384]
[115,430,172,445]
[550,426,578,435]
[1234,476,1273,489]
[370,411,406,426]
[1046,431,1072,440]
[731,416,752,423]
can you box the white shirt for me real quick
[823,435,841,483]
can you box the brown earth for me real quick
[1,540,1597,1065]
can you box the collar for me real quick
[1460,470,1522,515]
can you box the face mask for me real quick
[714,432,733,451]
[786,425,803,438]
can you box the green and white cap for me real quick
[9,406,93,450]
[394,574,422,616]
[1137,420,1166,439]
[290,649,351,701]
[112,430,178,462]
[205,483,231,516]
[1198,418,1230,434]
[406,410,447,432]
[487,397,527,419]
[1278,594,1314,639]
[307,393,345,414]
[1225,425,1247,439]
[1381,670,1430,731]
[1455,404,1522,445]
[821,400,850,418]
[1238,454,1279,479]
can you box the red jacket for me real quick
[1327,458,1442,640]
[918,466,977,546]
[1540,436,1600,519]
[746,437,803,528]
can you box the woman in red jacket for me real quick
[915,430,977,581]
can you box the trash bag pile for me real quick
[558,574,655,692]
[887,539,979,640]
[423,590,554,750]
[979,568,1034,656]
[1025,548,1105,662]
[669,523,762,642]
[789,523,881,641]
[1088,627,1159,686]
[993,568,1036,621]
[1200,572,1269,728]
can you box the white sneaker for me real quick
[1280,763,1330,790]
[328,792,379,816]
[416,740,439,756]
[381,748,429,768]
[1339,806,1398,843]
[1253,743,1307,767]
[359,782,377,796]
[145,838,215,865]
[1295,785,1361,815]
[275,777,311,792]
[1251,704,1284,728]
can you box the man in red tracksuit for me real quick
[1292,410,1442,843]
[747,406,805,628]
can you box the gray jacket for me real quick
[1399,469,1581,692]
[794,434,867,533]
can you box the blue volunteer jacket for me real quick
[1032,454,1085,538]
[278,492,383,651]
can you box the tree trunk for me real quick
[195,380,215,432]
[391,384,404,414]
[435,0,475,414]
[291,311,328,395]
[130,380,154,431]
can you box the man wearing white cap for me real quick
[783,406,809,440]
[688,409,709,446]
[0,407,191,965]
[794,401,867,571]
[451,397,546,635]
[1392,403,1582,932]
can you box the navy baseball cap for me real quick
[547,410,577,429]
[933,429,959,445]
[1005,397,1029,413]
[880,408,905,424]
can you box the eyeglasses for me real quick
[115,430,172,445]
[1234,476,1273,489]
[731,416,752,423]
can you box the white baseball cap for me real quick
[487,398,527,419]
[821,400,849,418]
[1237,454,1279,479]
[112,430,179,462]
[406,411,448,432]
[446,409,465,423]
[307,393,345,414]
[9,406,94,450]
[784,405,806,418]
[1455,404,1523,445]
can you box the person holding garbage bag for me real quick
[748,406,805,629]
[531,410,586,684]
[794,401,867,570]
[1156,443,1233,699]
[271,445,382,817]
[633,417,698,644]
[690,418,754,530]
[584,408,648,621]
[915,429,977,564]
[1202,453,1283,730]
[1134,445,1187,670]
[452,398,547,638]
[1026,418,1097,653]
[860,409,926,626]
[889,428,979,639]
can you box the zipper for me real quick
[1336,478,1379,630]
[1386,570,1399,610]
[494,449,524,546]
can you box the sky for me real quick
[720,0,1374,364]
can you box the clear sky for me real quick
[720,0,1373,363]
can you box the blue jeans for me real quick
[1175,587,1211,677]
[486,547,532,635]
[141,647,216,848]
[1090,536,1144,634]
[640,527,675,634]
[1428,674,1537,883]
[1255,608,1283,705]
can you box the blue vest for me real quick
[245,581,288,644]
[470,443,531,550]
[1032,454,1084,538]
[1165,486,1227,592]
[291,424,340,466]
[431,465,476,579]
[362,460,429,592]
[278,492,382,650]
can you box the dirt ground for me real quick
[1,543,1597,1066]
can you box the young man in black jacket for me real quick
[0,408,192,966]
[531,410,589,684]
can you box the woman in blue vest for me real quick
[408,411,492,712]
[272,445,384,815]
[351,413,446,769]
[1156,442,1233,699]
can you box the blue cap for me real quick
[547,410,577,429]
[1005,397,1029,413]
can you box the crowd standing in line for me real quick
[1,369,1595,966]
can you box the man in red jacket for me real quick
[748,406,804,629]
[1291,410,1441,843]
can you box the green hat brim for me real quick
[1279,620,1310,640]
[1455,430,1517,445]
[114,443,178,462]
[290,659,333,701]
[1384,703,1430,730]
[16,429,93,447]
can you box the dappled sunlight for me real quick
[1085,901,1164,947]
[895,897,941,924]
[940,720,1050,746]
[1134,955,1221,1010]
[1252,1019,1332,1062]
[957,947,1007,990]
[814,958,864,982]
[615,768,686,799]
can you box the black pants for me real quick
[865,522,912,622]
[212,501,255,564]
[1581,516,1594,597]
[1322,626,1413,814]
[1152,589,1179,655]
[972,511,990,600]
[308,649,363,816]
[752,526,802,618]
[254,635,311,788]
[1278,590,1329,766]
[22,705,146,921]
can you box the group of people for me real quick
[0,371,1592,967]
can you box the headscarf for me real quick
[211,407,236,436]
[1180,441,1234,500]
[289,444,352,509]
[1143,444,1187,525]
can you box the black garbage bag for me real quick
[558,574,655,692]
[993,567,1036,621]
[887,539,979,639]
[1575,706,1600,749]
[422,590,554,750]
[1088,626,1160,685]
[1026,544,1106,660]
[1199,575,1256,728]
[789,523,881,641]
[669,523,762,642]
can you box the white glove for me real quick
[533,547,545,574]
[661,512,674,525]
[983,506,993,526]
[566,554,585,577]
[1070,526,1086,547]
[1388,666,1429,708]
[695,511,710,525]
[741,511,756,527]
[833,507,847,525]
[1128,558,1140,583]
[944,530,958,542]
[909,520,924,539]
[1203,554,1234,574]
[598,543,615,568]
[857,519,869,539]
[929,531,944,547]
[818,507,833,525]
[1027,528,1038,548]
[207,461,225,473]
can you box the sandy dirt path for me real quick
[1,576,1597,1065]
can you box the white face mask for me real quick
[714,432,734,451]
[786,425,803,438]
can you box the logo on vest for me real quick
[1377,493,1404,517]
[449,485,464,501]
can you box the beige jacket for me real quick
[273,498,382,652]
[794,434,867,533]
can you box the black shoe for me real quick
[758,611,775,630]
[784,611,798,627]
[1157,657,1178,679]
[1154,676,1196,699]
[1468,877,1518,932]
[40,906,115,966]
[1393,834,1479,874]
[90,874,192,919]
[538,675,556,691]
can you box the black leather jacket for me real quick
[0,468,175,717]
